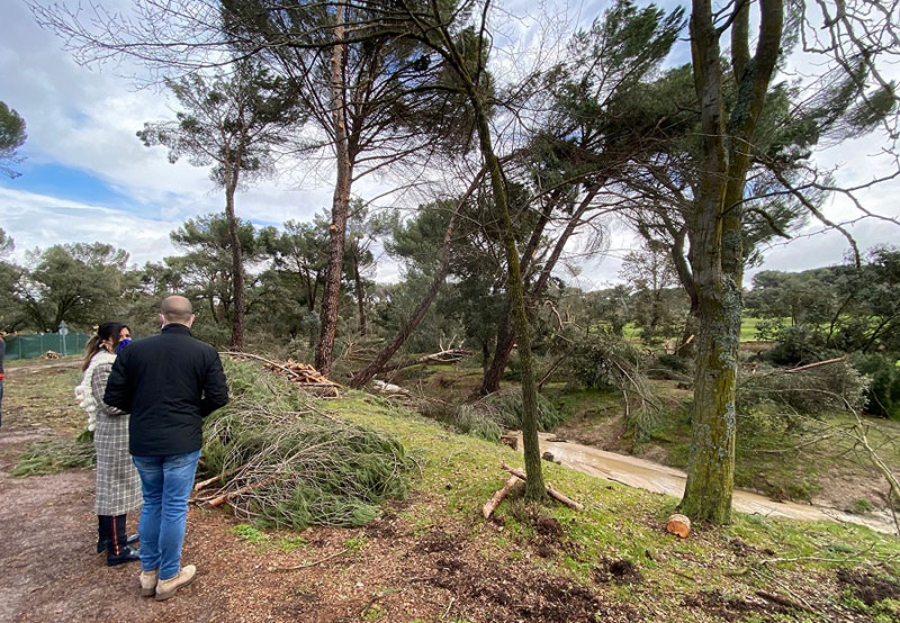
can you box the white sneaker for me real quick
[154,565,197,601]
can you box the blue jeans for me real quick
[132,450,201,580]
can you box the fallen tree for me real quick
[199,358,414,528]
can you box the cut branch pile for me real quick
[198,402,413,527]
[197,358,413,528]
[224,352,341,398]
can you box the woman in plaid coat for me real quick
[76,322,142,566]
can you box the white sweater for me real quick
[75,349,116,432]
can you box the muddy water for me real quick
[519,433,898,536]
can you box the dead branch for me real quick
[482,475,520,519]
[848,411,900,534]
[193,474,223,493]
[674,334,695,353]
[379,348,474,373]
[193,463,248,492]
[501,462,528,480]
[223,351,341,397]
[755,590,818,615]
[270,547,351,572]
[786,356,847,373]
[500,462,584,511]
[203,475,280,508]
[546,483,585,512]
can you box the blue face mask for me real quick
[116,338,132,353]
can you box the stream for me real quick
[519,433,898,536]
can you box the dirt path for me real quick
[527,433,899,535]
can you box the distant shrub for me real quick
[754,318,785,342]
[761,325,834,366]
[567,334,646,390]
[647,353,693,380]
[848,353,900,420]
[737,361,869,428]
[454,387,563,441]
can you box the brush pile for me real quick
[262,358,341,398]
[225,352,341,397]
[197,358,414,528]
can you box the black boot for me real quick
[106,514,140,566]
[96,515,112,554]
[97,515,139,554]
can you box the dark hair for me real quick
[82,322,126,371]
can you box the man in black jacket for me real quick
[105,295,228,601]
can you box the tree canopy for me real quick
[0,101,27,178]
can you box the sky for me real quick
[2,0,899,290]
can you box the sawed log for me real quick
[666,513,691,538]
[500,462,584,511]
[482,475,520,519]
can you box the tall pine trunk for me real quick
[469,98,545,500]
[481,190,596,395]
[315,5,350,378]
[225,168,245,352]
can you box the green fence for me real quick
[4,333,90,360]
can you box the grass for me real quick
[231,523,309,552]
[6,356,900,622]
[741,316,768,341]
[326,385,900,587]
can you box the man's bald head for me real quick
[161,295,194,326]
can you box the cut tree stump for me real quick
[666,513,691,538]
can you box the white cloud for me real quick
[0,187,178,267]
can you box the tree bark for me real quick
[460,52,545,500]
[315,5,351,378]
[352,251,367,336]
[225,165,245,352]
[679,0,783,524]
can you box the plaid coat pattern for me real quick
[88,355,142,515]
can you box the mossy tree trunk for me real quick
[680,0,783,523]
[410,2,546,499]
[469,99,545,501]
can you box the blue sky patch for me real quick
[0,162,130,207]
